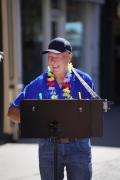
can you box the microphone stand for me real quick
[50,120,60,180]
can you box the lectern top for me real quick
[20,99,104,138]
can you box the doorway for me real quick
[100,0,120,103]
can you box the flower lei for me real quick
[47,63,73,99]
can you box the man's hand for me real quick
[8,107,20,124]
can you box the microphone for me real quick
[103,99,114,112]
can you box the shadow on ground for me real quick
[92,104,120,147]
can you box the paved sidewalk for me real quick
[0,143,120,180]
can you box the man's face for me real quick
[48,52,72,76]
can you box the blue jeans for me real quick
[38,138,92,180]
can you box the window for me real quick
[21,0,43,85]
[65,22,83,67]
[66,1,84,68]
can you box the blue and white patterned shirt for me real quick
[10,69,95,108]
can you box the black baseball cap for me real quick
[42,37,72,54]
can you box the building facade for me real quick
[0,0,120,139]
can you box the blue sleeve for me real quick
[9,75,44,109]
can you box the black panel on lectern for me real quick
[20,99,104,138]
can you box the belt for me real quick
[49,138,78,144]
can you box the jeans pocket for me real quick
[76,138,91,153]
[39,138,47,150]
[39,139,54,155]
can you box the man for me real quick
[8,37,95,180]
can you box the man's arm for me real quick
[8,107,20,124]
